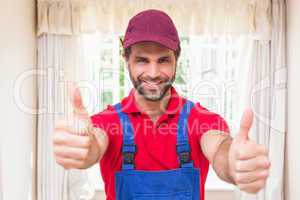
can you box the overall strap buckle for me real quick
[177,143,191,167]
[176,100,195,168]
[122,144,137,165]
[178,151,190,164]
[114,103,137,170]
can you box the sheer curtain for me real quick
[37,0,271,40]
[35,1,284,200]
[235,0,286,200]
[37,34,101,200]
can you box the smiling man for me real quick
[53,9,270,200]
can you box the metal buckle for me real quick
[179,151,190,164]
[123,152,135,165]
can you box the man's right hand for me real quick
[53,84,108,169]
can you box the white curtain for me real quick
[37,0,272,40]
[37,34,99,200]
[235,0,286,199]
[35,1,284,200]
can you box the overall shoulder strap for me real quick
[114,103,136,170]
[177,100,195,168]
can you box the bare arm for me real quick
[53,84,109,169]
[200,131,235,184]
[200,110,270,194]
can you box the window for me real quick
[82,33,243,191]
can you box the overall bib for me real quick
[113,100,201,200]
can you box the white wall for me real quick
[285,0,300,199]
[0,0,36,200]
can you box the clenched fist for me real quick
[229,109,270,194]
[53,84,108,169]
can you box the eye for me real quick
[136,58,148,64]
[158,57,171,63]
[137,60,146,63]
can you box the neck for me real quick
[134,89,172,122]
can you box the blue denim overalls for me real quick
[113,100,200,200]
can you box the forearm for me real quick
[201,110,270,193]
[211,137,235,184]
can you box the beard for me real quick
[128,67,176,101]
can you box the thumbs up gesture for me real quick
[53,84,108,169]
[228,109,270,194]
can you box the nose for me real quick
[148,62,160,79]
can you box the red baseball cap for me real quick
[123,9,180,51]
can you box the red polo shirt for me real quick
[91,87,230,200]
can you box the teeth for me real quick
[143,81,161,85]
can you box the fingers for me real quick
[235,155,271,172]
[230,138,270,194]
[53,129,93,169]
[53,129,91,148]
[54,146,89,161]
[230,108,270,194]
[237,179,267,194]
[235,169,269,184]
[55,156,86,170]
[231,143,270,194]
[55,117,92,135]
[236,109,253,141]
[236,143,269,160]
[53,84,104,169]
[234,155,270,194]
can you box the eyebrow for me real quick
[135,56,149,61]
[158,56,171,60]
[134,55,172,61]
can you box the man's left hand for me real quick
[228,109,271,194]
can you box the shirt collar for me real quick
[120,87,186,116]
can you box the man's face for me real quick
[126,42,177,101]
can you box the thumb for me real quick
[236,108,253,141]
[67,82,87,116]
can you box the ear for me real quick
[122,53,129,69]
[120,37,129,62]
[122,52,129,63]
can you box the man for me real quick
[53,9,270,200]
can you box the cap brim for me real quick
[123,33,178,51]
